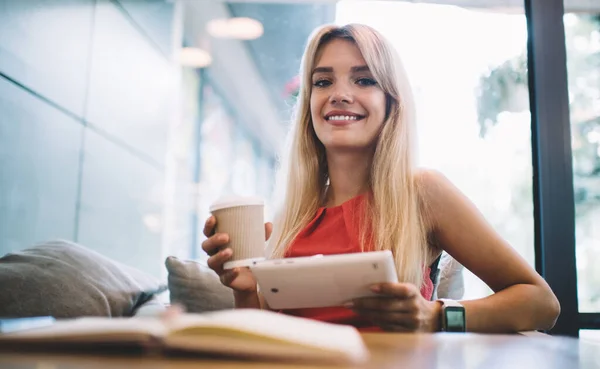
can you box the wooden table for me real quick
[1,332,599,369]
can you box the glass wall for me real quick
[194,82,275,259]
[0,0,179,277]
[162,67,201,261]
[562,9,600,313]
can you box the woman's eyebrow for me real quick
[351,65,369,72]
[311,65,370,75]
[312,66,333,75]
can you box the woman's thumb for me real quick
[265,222,273,240]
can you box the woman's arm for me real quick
[234,291,261,309]
[418,169,560,333]
[234,289,272,310]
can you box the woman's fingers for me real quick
[207,248,232,275]
[349,285,424,332]
[350,296,417,313]
[372,283,418,299]
[265,222,273,241]
[220,268,240,286]
[203,216,217,238]
[349,288,438,332]
[205,217,271,246]
[201,233,230,256]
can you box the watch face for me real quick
[445,307,466,332]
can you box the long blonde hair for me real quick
[269,24,430,288]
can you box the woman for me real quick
[202,23,560,333]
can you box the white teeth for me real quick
[327,115,358,121]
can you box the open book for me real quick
[0,309,369,364]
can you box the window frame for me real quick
[526,0,582,337]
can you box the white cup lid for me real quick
[209,195,264,212]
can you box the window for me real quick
[562,10,600,313]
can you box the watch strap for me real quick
[438,299,463,308]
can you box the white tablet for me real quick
[249,250,398,310]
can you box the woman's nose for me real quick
[329,86,353,104]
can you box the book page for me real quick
[0,317,167,343]
[164,334,365,364]
[167,309,369,363]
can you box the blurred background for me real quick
[0,0,598,318]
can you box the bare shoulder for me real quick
[414,168,452,198]
[413,168,458,227]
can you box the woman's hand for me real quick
[201,215,273,294]
[348,283,442,332]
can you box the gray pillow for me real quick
[0,239,167,318]
[165,256,234,313]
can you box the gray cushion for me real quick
[165,256,234,313]
[0,239,167,318]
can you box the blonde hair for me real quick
[269,24,429,289]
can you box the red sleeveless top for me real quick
[281,193,434,332]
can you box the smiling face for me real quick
[310,38,387,152]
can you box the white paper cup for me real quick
[210,196,265,269]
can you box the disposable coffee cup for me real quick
[209,196,265,270]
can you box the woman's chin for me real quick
[322,140,372,152]
[318,130,377,152]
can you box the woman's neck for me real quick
[324,150,372,207]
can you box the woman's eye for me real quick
[313,79,331,88]
[356,78,378,86]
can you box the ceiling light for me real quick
[179,47,212,68]
[206,17,264,40]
